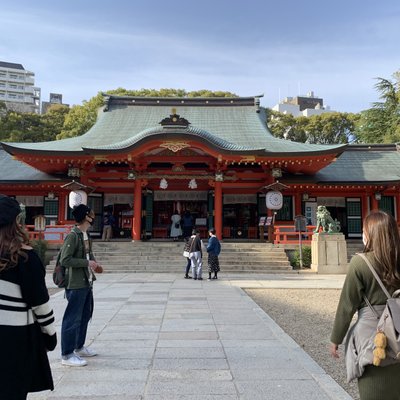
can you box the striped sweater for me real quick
[0,249,56,397]
[0,279,55,335]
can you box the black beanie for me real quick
[72,204,92,223]
[0,195,21,227]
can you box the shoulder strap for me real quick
[188,236,195,252]
[358,253,391,299]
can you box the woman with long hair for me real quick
[330,210,400,400]
[0,195,57,399]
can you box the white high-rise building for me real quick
[0,61,41,113]
[272,91,332,117]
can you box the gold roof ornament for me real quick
[160,141,190,152]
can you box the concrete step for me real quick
[85,266,291,272]
[91,254,289,262]
[92,248,279,254]
[92,242,275,249]
[48,260,291,268]
[48,241,292,274]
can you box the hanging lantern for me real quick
[159,178,168,190]
[265,190,283,210]
[188,179,197,189]
[69,190,87,208]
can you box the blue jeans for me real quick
[185,258,191,276]
[61,287,93,357]
[190,251,202,279]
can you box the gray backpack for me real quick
[360,253,400,361]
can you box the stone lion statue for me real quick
[314,205,341,233]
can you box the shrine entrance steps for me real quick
[84,241,293,274]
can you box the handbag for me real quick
[359,253,400,364]
[175,223,180,229]
[183,251,190,258]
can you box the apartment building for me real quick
[0,61,41,113]
[272,91,332,117]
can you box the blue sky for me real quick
[1,0,399,112]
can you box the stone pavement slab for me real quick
[27,273,349,400]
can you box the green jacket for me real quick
[59,226,96,289]
[330,252,396,345]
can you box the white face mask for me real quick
[362,232,368,246]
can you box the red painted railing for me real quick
[24,223,316,245]
[273,225,315,245]
[25,225,73,243]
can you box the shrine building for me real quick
[1,94,400,243]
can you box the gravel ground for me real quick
[245,288,359,400]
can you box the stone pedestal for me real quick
[311,233,348,274]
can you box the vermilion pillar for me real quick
[361,194,369,223]
[58,192,66,224]
[267,208,273,243]
[396,193,400,222]
[132,179,142,241]
[371,194,379,211]
[214,181,222,239]
[294,193,302,216]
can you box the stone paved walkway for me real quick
[28,273,351,400]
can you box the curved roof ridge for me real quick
[83,125,265,152]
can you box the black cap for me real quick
[72,204,92,223]
[0,194,21,227]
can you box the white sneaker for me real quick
[74,346,97,357]
[62,354,87,367]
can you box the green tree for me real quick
[305,112,358,144]
[57,93,104,139]
[266,109,308,142]
[187,90,237,98]
[106,88,187,97]
[355,71,400,143]
[41,104,70,141]
[0,112,44,142]
[0,101,7,119]
[266,109,357,144]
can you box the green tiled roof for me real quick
[315,145,400,183]
[2,96,345,156]
[0,146,61,183]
